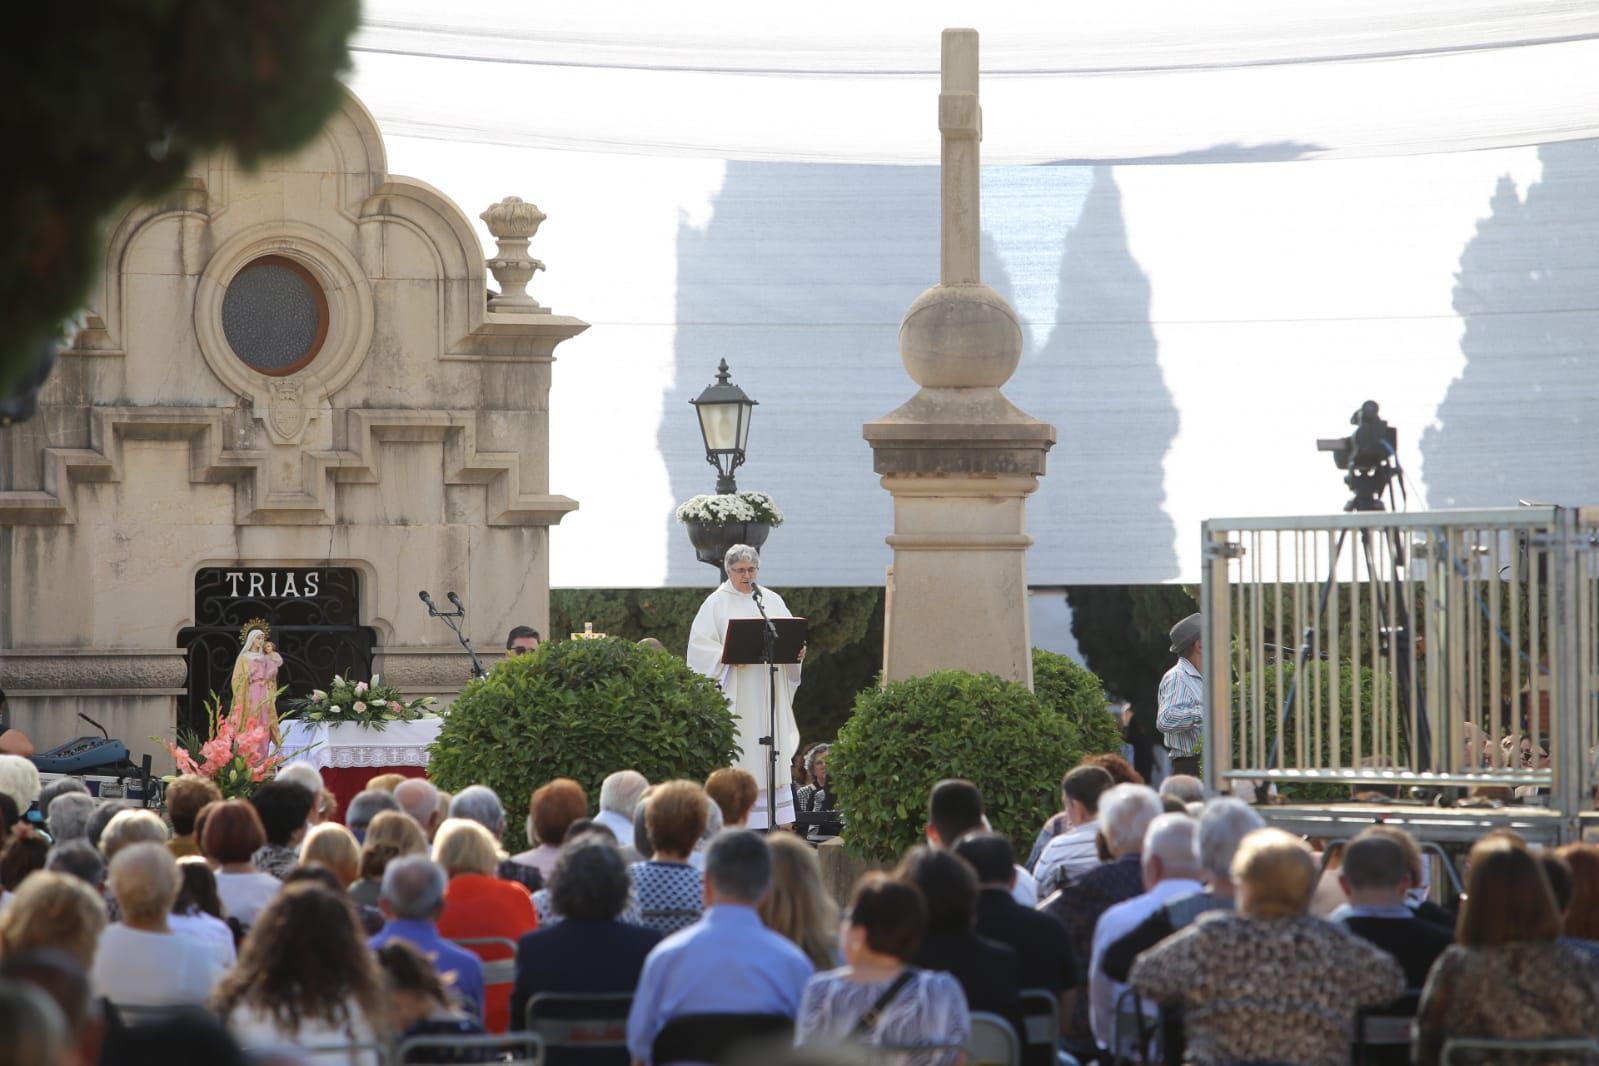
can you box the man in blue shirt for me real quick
[369,854,486,1022]
[626,829,814,1064]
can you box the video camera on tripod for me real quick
[1317,400,1399,512]
[1266,398,1432,776]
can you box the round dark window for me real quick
[221,256,329,376]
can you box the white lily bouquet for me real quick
[281,674,436,730]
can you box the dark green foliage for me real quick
[550,586,883,744]
[790,593,885,744]
[829,671,1079,863]
[3,1,360,389]
[1064,585,1199,755]
[1032,648,1121,757]
[428,637,738,852]
[549,589,679,648]
[1232,657,1386,802]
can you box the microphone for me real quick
[447,591,464,611]
[419,590,439,614]
[751,584,764,606]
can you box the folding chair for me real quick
[278,1040,391,1065]
[451,934,519,1027]
[526,991,632,1065]
[111,1003,206,1027]
[1108,986,1160,1066]
[1353,989,1422,1066]
[1017,989,1061,1062]
[871,1038,967,1065]
[1441,1037,1599,1065]
[396,1031,543,1065]
[451,936,520,988]
[967,1012,1020,1066]
[651,1012,794,1065]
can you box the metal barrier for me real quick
[1200,506,1599,841]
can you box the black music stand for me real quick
[722,616,807,828]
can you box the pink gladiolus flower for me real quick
[199,730,234,772]
[165,742,199,776]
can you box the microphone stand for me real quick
[752,585,780,830]
[420,591,488,679]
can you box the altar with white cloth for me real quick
[279,717,444,821]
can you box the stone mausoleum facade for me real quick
[0,91,586,762]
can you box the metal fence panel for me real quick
[1200,508,1598,830]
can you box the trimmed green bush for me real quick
[829,670,1080,863]
[1032,648,1122,758]
[550,586,883,744]
[428,637,738,851]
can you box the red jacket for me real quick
[436,873,538,1033]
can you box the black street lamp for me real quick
[689,359,757,494]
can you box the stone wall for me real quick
[0,91,586,763]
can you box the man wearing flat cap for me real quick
[1157,613,1205,777]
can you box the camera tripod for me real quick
[1267,403,1433,774]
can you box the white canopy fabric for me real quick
[354,1,1599,163]
[346,5,1599,589]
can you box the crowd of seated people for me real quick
[7,741,1599,1066]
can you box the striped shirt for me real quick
[1156,657,1204,756]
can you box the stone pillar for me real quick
[862,29,1055,688]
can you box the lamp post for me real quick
[683,360,770,578]
[689,359,757,494]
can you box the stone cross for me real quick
[862,28,1056,689]
[940,29,982,287]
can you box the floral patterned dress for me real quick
[1129,912,1405,1066]
[1413,941,1599,1066]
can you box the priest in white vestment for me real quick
[687,544,803,829]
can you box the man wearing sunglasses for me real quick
[505,626,540,656]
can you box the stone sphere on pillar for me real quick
[897,282,1023,388]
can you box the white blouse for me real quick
[228,998,384,1066]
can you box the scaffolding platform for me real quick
[1201,506,1599,845]
[1254,800,1567,847]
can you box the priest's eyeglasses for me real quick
[728,565,759,576]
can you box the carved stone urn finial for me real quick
[481,196,549,312]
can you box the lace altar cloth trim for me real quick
[279,719,442,769]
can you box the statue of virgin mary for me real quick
[229,625,284,752]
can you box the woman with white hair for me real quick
[100,809,171,861]
[595,770,648,841]
[686,544,806,829]
[45,791,96,844]
[92,843,228,1007]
